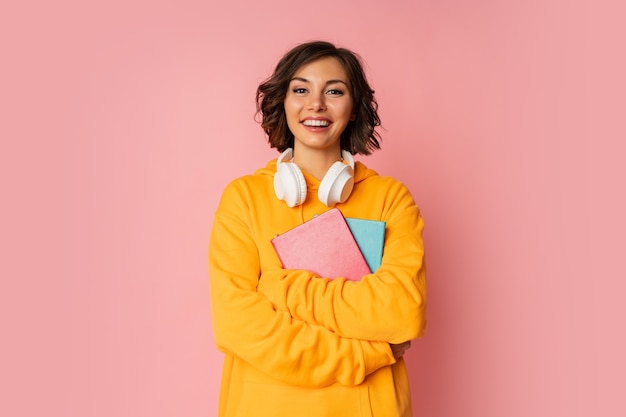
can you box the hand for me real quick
[389,341,411,360]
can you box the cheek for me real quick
[284,105,296,122]
[340,99,354,117]
[337,103,354,121]
[283,99,300,119]
[283,103,300,132]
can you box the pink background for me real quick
[2,0,623,416]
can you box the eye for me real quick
[292,87,307,94]
[326,89,344,96]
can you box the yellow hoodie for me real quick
[209,158,427,417]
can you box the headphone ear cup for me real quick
[274,161,307,207]
[318,162,355,207]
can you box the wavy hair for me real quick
[256,41,381,155]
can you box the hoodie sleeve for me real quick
[208,180,396,388]
[259,180,427,345]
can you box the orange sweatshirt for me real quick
[209,158,427,417]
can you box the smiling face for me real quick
[284,57,354,156]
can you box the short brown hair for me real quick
[256,41,381,155]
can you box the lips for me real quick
[301,119,331,127]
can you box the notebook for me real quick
[345,217,386,273]
[271,208,371,281]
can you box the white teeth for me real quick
[303,119,330,127]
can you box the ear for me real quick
[350,113,356,121]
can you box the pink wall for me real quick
[2,1,622,416]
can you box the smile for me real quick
[302,119,330,127]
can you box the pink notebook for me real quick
[271,208,371,281]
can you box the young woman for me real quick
[209,41,427,417]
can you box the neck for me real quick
[292,146,343,181]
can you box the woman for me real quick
[209,41,427,417]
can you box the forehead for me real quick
[292,56,350,82]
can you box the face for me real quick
[284,56,354,154]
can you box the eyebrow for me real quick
[290,77,349,87]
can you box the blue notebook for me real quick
[345,218,386,272]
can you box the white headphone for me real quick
[274,148,355,207]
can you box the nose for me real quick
[308,91,326,111]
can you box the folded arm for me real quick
[209,183,396,388]
[259,183,427,344]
